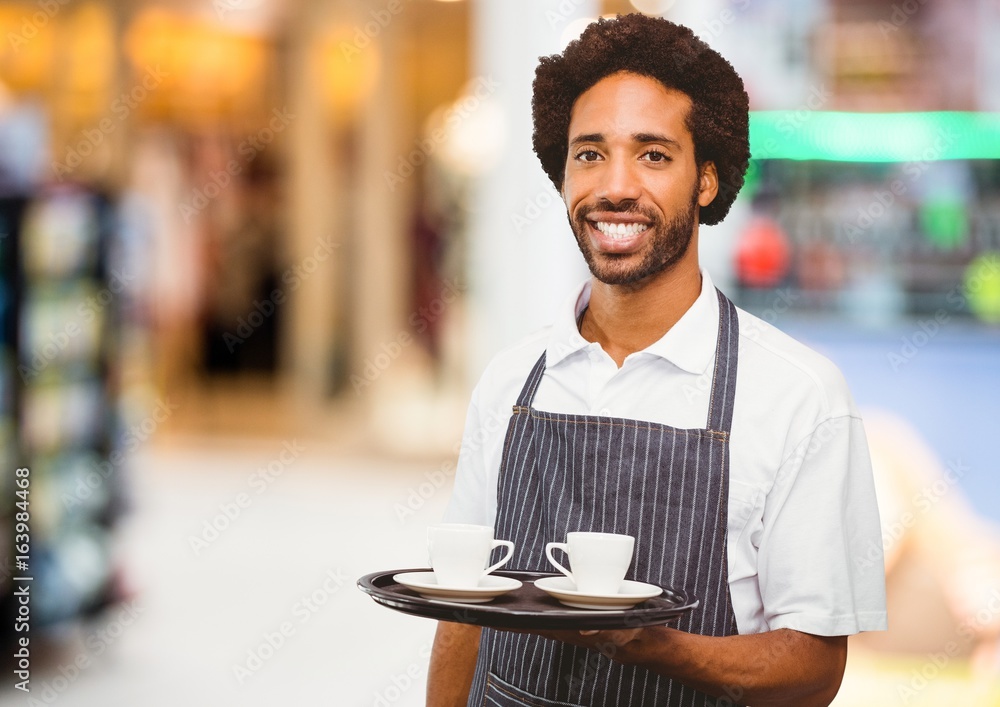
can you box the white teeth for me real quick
[594,221,648,239]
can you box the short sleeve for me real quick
[757,415,888,635]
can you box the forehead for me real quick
[568,71,693,144]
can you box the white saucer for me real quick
[534,576,663,610]
[393,572,522,604]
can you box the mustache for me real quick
[576,199,658,220]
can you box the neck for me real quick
[580,257,702,368]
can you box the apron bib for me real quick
[467,289,742,707]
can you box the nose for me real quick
[596,156,641,205]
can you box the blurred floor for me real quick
[0,427,451,706]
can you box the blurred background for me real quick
[0,0,997,704]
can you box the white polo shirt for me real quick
[444,270,888,637]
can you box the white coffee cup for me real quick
[428,524,515,588]
[545,531,635,594]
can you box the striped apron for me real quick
[468,289,742,707]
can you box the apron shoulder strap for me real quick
[517,292,738,429]
[707,288,740,434]
[514,351,547,408]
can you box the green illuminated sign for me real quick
[750,111,1000,162]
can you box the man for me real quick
[428,14,886,707]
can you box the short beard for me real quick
[570,181,700,287]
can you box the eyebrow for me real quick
[569,132,683,150]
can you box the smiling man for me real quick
[428,14,887,707]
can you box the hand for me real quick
[505,626,646,661]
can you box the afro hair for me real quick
[532,14,750,226]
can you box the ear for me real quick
[697,161,719,208]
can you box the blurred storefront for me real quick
[0,0,481,668]
[3,0,997,434]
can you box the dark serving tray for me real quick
[357,569,698,631]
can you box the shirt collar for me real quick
[545,270,720,375]
[545,278,594,367]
